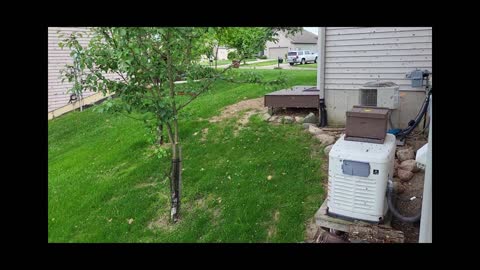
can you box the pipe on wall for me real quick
[317,27,326,99]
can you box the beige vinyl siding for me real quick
[324,27,432,91]
[48,27,119,113]
[48,27,94,112]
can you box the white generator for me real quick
[327,134,396,222]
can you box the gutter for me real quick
[317,27,326,99]
[317,27,328,127]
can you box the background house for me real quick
[215,46,236,60]
[316,27,432,128]
[48,27,95,113]
[48,27,117,119]
[264,29,318,59]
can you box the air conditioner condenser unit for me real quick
[359,81,400,110]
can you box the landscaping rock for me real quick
[315,134,335,146]
[283,116,294,124]
[393,181,406,194]
[308,125,324,135]
[409,140,427,152]
[397,169,414,182]
[324,145,333,156]
[268,116,278,122]
[394,159,400,170]
[303,112,317,124]
[262,113,272,121]
[399,159,420,173]
[295,116,304,123]
[396,148,415,162]
[303,123,313,129]
[274,116,283,123]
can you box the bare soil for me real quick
[209,97,267,124]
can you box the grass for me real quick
[291,63,317,68]
[48,69,325,243]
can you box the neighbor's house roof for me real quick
[289,30,318,44]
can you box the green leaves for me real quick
[58,27,293,134]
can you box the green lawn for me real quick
[291,63,317,69]
[48,69,325,243]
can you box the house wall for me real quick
[265,31,293,58]
[323,27,432,127]
[48,27,120,115]
[216,47,236,60]
[48,27,96,112]
[292,43,318,52]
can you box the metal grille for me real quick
[329,176,376,213]
[360,89,377,106]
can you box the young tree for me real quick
[59,27,297,222]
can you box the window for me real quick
[288,52,298,56]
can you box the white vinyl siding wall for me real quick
[48,27,96,112]
[324,27,432,91]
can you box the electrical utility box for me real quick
[327,134,396,223]
[345,106,389,144]
[359,81,399,109]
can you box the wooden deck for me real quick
[264,85,319,110]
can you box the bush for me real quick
[227,51,239,60]
[258,55,268,59]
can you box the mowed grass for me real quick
[292,63,317,68]
[48,69,325,243]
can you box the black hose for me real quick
[396,87,432,140]
[387,184,421,223]
[319,99,328,127]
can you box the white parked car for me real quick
[287,50,317,66]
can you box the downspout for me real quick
[317,27,327,127]
[419,96,432,243]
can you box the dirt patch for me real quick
[200,128,209,142]
[148,212,175,232]
[267,210,280,240]
[391,171,424,243]
[238,110,259,126]
[107,194,126,204]
[134,182,157,189]
[305,218,320,242]
[212,208,221,225]
[209,97,267,124]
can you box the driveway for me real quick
[239,63,317,70]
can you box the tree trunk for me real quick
[170,145,181,222]
[165,29,182,223]
[157,124,164,145]
[214,45,219,69]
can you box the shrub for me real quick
[227,51,239,60]
[258,55,268,59]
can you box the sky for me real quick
[303,27,318,35]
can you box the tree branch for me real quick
[177,65,234,111]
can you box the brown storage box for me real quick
[345,106,389,144]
